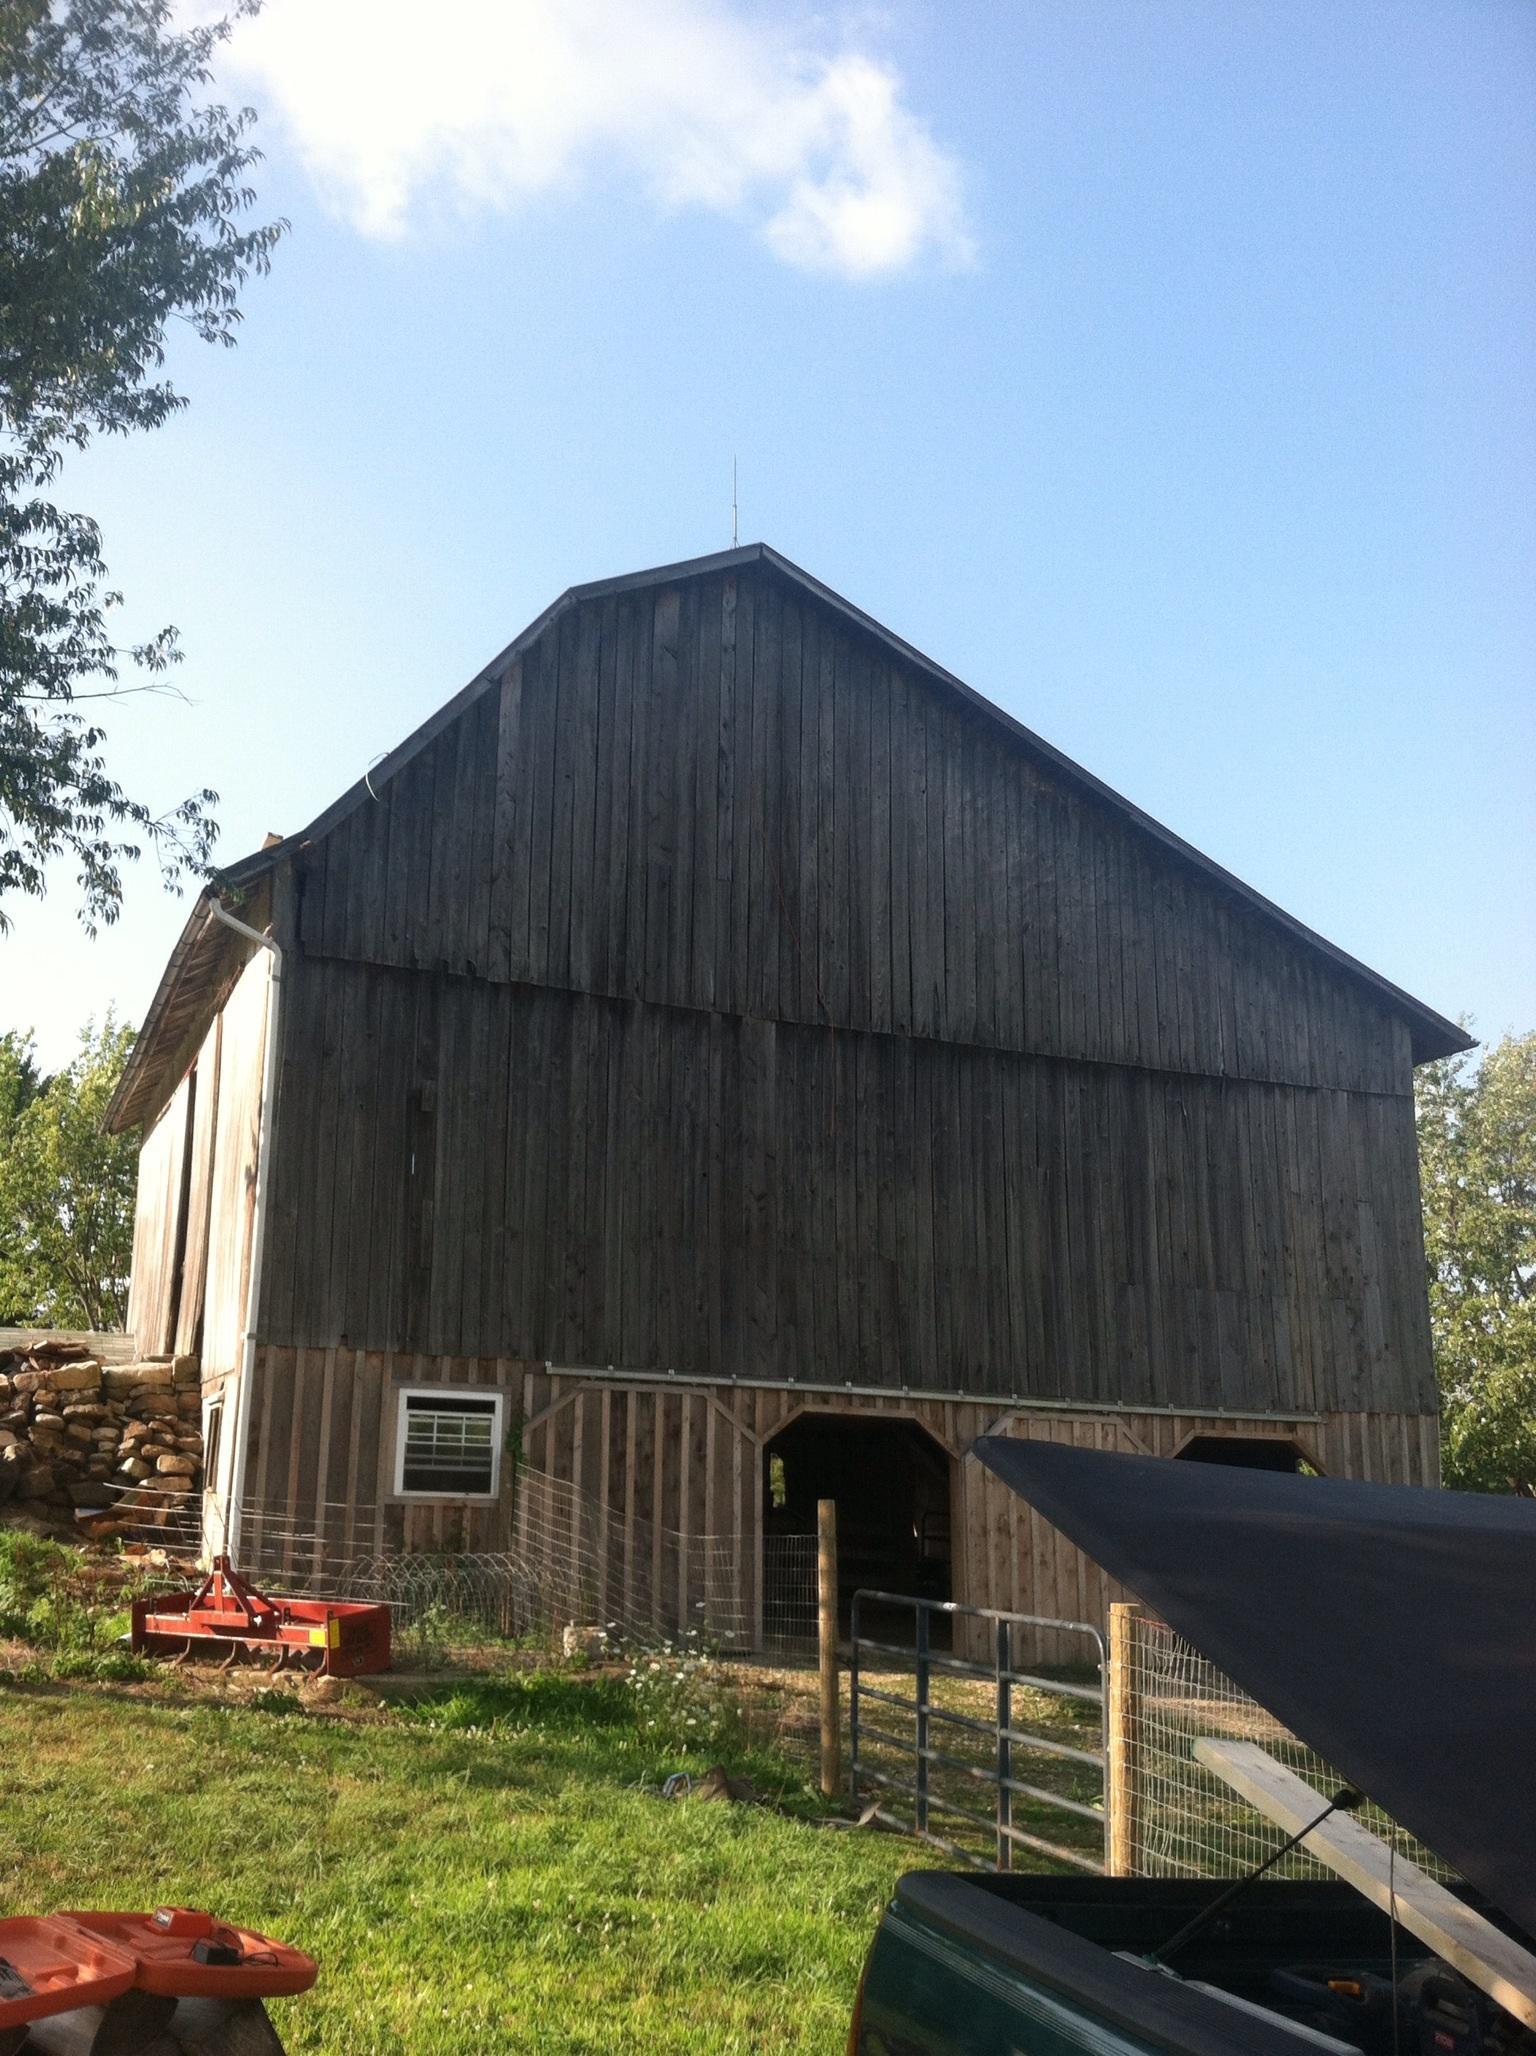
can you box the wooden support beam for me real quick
[818,1497,841,1798]
[1106,1601,1141,1876]
[1195,1738,1536,2032]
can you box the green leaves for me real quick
[0,1014,137,1328]
[1416,1030,1536,1495]
[1,0,284,929]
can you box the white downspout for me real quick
[206,894,283,1566]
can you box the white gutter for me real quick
[206,894,283,1566]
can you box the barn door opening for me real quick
[1174,1432,1320,1474]
[762,1412,953,1643]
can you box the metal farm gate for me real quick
[849,1592,1109,1873]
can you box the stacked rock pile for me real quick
[0,1339,203,1540]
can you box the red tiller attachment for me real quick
[131,1555,391,1677]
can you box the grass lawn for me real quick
[1,1671,938,2055]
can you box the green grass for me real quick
[740,1658,1107,1872]
[0,1672,938,2054]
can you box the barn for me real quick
[106,543,1470,1646]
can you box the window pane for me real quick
[400,1396,498,1496]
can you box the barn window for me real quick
[202,1401,223,1496]
[395,1389,504,1499]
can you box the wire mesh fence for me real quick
[84,1484,1458,1887]
[92,1479,202,1560]
[98,1469,773,1666]
[1127,1611,1453,1882]
[761,1532,817,1655]
[270,1480,744,1656]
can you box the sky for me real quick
[7,0,1533,1069]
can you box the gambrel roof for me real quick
[108,543,1470,1131]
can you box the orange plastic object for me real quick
[59,1912,318,2001]
[0,1916,136,2028]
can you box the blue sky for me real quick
[8,0,1533,1067]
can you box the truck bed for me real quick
[853,1873,1504,2055]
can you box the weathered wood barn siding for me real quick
[125,1075,192,1355]
[122,940,270,1393]
[294,568,1412,1095]
[259,560,1434,1420]
[240,1344,1437,1658]
[261,966,1431,1419]
[197,953,270,1382]
[112,546,1460,1637]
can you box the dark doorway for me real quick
[763,1413,953,1638]
[1175,1433,1319,1474]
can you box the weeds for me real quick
[44,1648,157,1683]
[624,1637,744,1756]
[396,1600,456,1672]
[249,1688,306,1716]
[0,1528,162,1679]
[399,1672,633,1735]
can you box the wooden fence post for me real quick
[818,1497,841,1798]
[1107,1601,1142,1876]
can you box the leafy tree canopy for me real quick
[0,1015,137,1329]
[1,0,283,931]
[1417,1029,1536,1494]
[0,1026,45,1131]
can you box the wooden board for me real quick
[124,1072,193,1354]
[200,950,271,1376]
[0,1329,139,1364]
[174,1013,222,1357]
[1194,1738,1536,2032]
[293,563,1411,1101]
[259,956,1437,1419]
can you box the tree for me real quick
[0,1015,137,1329]
[1416,1030,1536,1494]
[1,0,283,931]
[0,1027,45,1133]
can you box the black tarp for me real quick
[974,1440,1536,1934]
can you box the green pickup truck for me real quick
[849,1872,1485,2055]
[847,1442,1536,2056]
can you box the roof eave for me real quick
[103,891,218,1132]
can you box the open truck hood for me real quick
[974,1441,1536,1934]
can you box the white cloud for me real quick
[212,0,975,279]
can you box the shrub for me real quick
[0,1529,145,1673]
[0,1529,80,1632]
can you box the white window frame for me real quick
[393,1386,506,1502]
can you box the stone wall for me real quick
[0,1338,203,1539]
